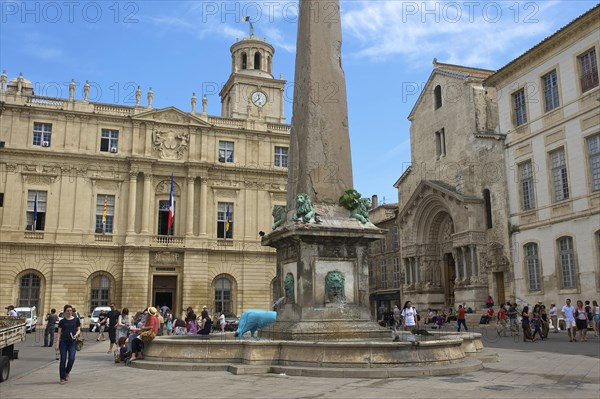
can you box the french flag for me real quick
[167,174,175,234]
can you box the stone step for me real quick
[130,357,484,378]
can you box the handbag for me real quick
[76,337,84,351]
[139,329,156,344]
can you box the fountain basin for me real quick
[143,334,470,368]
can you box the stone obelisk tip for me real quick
[287,0,353,209]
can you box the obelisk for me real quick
[287,0,353,210]
[262,0,385,340]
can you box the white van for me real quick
[14,306,38,333]
[89,306,111,332]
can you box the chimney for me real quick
[371,195,378,209]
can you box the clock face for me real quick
[251,91,267,107]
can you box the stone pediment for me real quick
[133,107,210,127]
[398,180,481,222]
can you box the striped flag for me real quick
[33,192,38,231]
[241,16,251,22]
[102,196,107,227]
[167,174,175,234]
[225,205,230,235]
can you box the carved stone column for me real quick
[127,171,137,232]
[452,249,460,280]
[186,176,195,235]
[415,257,421,284]
[199,177,208,235]
[470,245,478,277]
[142,173,152,234]
[459,247,467,280]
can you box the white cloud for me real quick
[340,0,569,69]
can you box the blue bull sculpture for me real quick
[234,310,277,338]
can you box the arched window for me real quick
[241,53,247,70]
[434,85,442,109]
[267,56,272,74]
[524,243,541,291]
[483,189,493,229]
[558,237,576,289]
[214,277,232,316]
[19,273,41,307]
[254,52,261,70]
[90,274,111,312]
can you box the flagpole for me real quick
[32,192,38,232]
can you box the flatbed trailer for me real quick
[0,316,27,382]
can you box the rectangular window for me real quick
[157,200,175,235]
[435,128,446,157]
[0,193,3,207]
[579,48,599,92]
[380,260,387,289]
[392,225,399,250]
[95,195,115,234]
[392,257,400,289]
[558,237,576,289]
[217,202,233,239]
[274,146,288,168]
[368,261,374,286]
[380,238,386,253]
[513,89,527,126]
[26,190,47,231]
[525,243,541,291]
[588,134,600,192]
[550,148,569,201]
[519,161,536,210]
[32,122,52,146]
[100,129,119,153]
[218,141,234,163]
[542,70,560,112]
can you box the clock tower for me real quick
[219,35,286,123]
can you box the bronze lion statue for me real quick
[293,193,315,223]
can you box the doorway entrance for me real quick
[153,275,177,314]
[445,253,455,306]
[494,272,505,306]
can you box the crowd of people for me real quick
[377,296,600,341]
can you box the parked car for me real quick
[88,306,111,332]
[55,311,84,331]
[14,307,37,333]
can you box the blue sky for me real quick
[1,0,597,204]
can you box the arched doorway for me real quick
[19,273,41,308]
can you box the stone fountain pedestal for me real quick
[262,204,387,340]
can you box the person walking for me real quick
[540,305,549,339]
[561,298,577,342]
[106,303,121,354]
[592,300,600,337]
[55,304,81,385]
[575,300,588,342]
[96,310,107,341]
[218,311,226,333]
[549,303,559,333]
[456,305,468,332]
[401,301,419,331]
[531,305,544,341]
[116,308,130,342]
[521,306,535,342]
[507,303,520,336]
[44,308,58,347]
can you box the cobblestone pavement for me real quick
[1,337,598,399]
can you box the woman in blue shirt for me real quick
[54,304,81,385]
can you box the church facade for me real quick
[0,35,290,319]
[395,61,510,312]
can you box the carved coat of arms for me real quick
[153,130,189,159]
